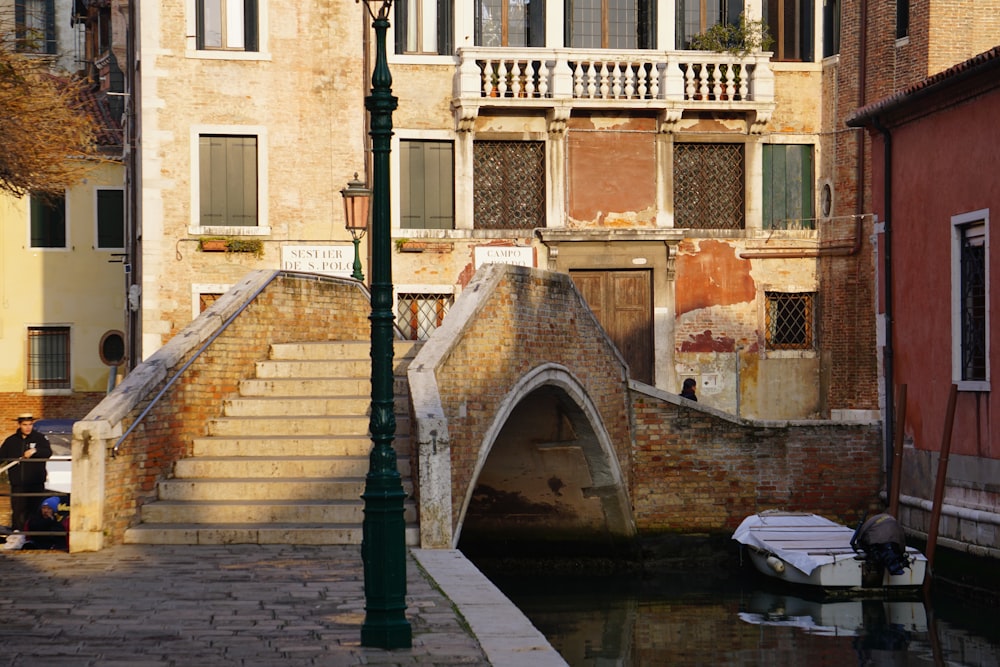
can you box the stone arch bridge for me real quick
[69,266,882,552]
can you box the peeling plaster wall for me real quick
[673,238,822,418]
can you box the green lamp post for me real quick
[340,172,371,282]
[356,0,412,650]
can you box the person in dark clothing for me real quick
[680,378,698,402]
[23,496,69,550]
[0,414,52,530]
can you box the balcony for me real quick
[453,47,775,133]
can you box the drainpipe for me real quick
[873,116,895,500]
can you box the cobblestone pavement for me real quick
[0,544,562,666]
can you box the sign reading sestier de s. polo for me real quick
[473,245,534,270]
[281,245,355,277]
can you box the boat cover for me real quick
[732,512,858,576]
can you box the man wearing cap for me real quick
[0,414,52,529]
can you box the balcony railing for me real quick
[455,47,775,106]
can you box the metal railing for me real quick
[110,274,278,457]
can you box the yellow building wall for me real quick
[0,161,127,396]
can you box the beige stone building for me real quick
[134,0,876,420]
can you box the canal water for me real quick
[478,562,1000,666]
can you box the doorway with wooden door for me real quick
[570,270,654,384]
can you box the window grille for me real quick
[27,327,71,390]
[397,293,454,341]
[674,143,745,230]
[474,141,545,230]
[959,226,987,381]
[766,292,815,350]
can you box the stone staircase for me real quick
[123,340,421,546]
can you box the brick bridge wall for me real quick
[409,264,633,545]
[73,271,371,549]
[630,383,884,535]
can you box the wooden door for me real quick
[571,270,654,384]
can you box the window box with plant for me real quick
[198,236,264,258]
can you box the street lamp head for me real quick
[340,172,371,239]
[357,0,394,21]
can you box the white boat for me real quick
[733,511,927,590]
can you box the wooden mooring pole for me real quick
[924,383,958,591]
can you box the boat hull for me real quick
[734,511,927,591]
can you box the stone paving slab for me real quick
[0,544,566,667]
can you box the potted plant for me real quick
[687,14,772,100]
[198,236,264,258]
[688,13,773,57]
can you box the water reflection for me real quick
[481,566,1000,667]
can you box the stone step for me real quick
[206,414,411,437]
[268,340,421,361]
[123,523,421,546]
[156,477,412,501]
[138,498,417,524]
[221,395,410,417]
[254,359,416,379]
[173,456,411,479]
[238,377,410,398]
[191,435,380,458]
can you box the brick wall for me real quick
[0,393,104,425]
[630,388,884,534]
[97,272,371,544]
[428,266,633,535]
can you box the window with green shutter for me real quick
[97,189,125,249]
[30,192,66,248]
[763,144,813,230]
[199,135,258,227]
[400,140,454,230]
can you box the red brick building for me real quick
[848,46,1000,559]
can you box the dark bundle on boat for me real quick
[851,513,911,576]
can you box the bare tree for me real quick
[0,27,101,197]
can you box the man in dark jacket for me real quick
[0,414,52,530]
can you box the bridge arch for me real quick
[455,363,637,553]
[408,263,635,550]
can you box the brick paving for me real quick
[0,545,566,667]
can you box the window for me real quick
[676,0,740,49]
[397,292,455,340]
[474,140,545,230]
[822,0,840,57]
[30,192,67,248]
[766,292,815,350]
[199,135,258,227]
[951,212,989,389]
[763,144,814,230]
[673,143,745,230]
[196,0,258,51]
[568,0,655,49]
[763,0,813,62]
[896,0,909,40]
[97,189,125,249]
[400,140,454,230]
[396,0,454,54]
[27,327,71,390]
[475,0,545,47]
[15,0,55,54]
